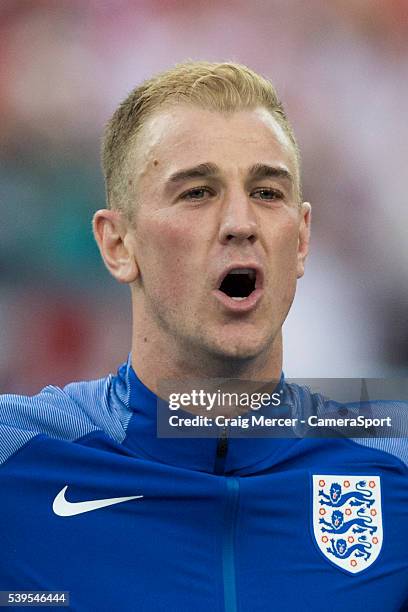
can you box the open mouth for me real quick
[218,268,257,301]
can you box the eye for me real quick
[251,188,284,201]
[180,187,214,201]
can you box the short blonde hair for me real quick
[102,61,301,213]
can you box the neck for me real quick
[131,313,283,396]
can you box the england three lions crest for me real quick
[312,475,383,574]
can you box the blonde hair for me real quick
[102,61,301,213]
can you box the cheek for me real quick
[137,215,200,297]
[270,218,300,271]
[265,218,301,308]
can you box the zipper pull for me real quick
[214,426,228,474]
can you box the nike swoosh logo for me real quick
[52,486,143,517]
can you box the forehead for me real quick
[130,105,298,184]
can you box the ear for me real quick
[92,209,139,283]
[297,202,311,279]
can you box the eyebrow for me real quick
[247,163,294,184]
[167,162,294,186]
[167,163,220,184]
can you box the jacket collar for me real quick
[114,354,300,475]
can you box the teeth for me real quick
[231,296,246,301]
[229,268,256,279]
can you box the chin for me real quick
[206,333,272,362]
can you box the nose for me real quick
[218,193,258,245]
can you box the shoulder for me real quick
[287,382,408,469]
[0,374,129,464]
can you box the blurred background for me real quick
[1,0,407,394]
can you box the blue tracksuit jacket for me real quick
[0,356,407,611]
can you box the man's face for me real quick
[127,105,310,362]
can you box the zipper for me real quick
[214,426,228,475]
[222,477,239,612]
[214,427,239,611]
